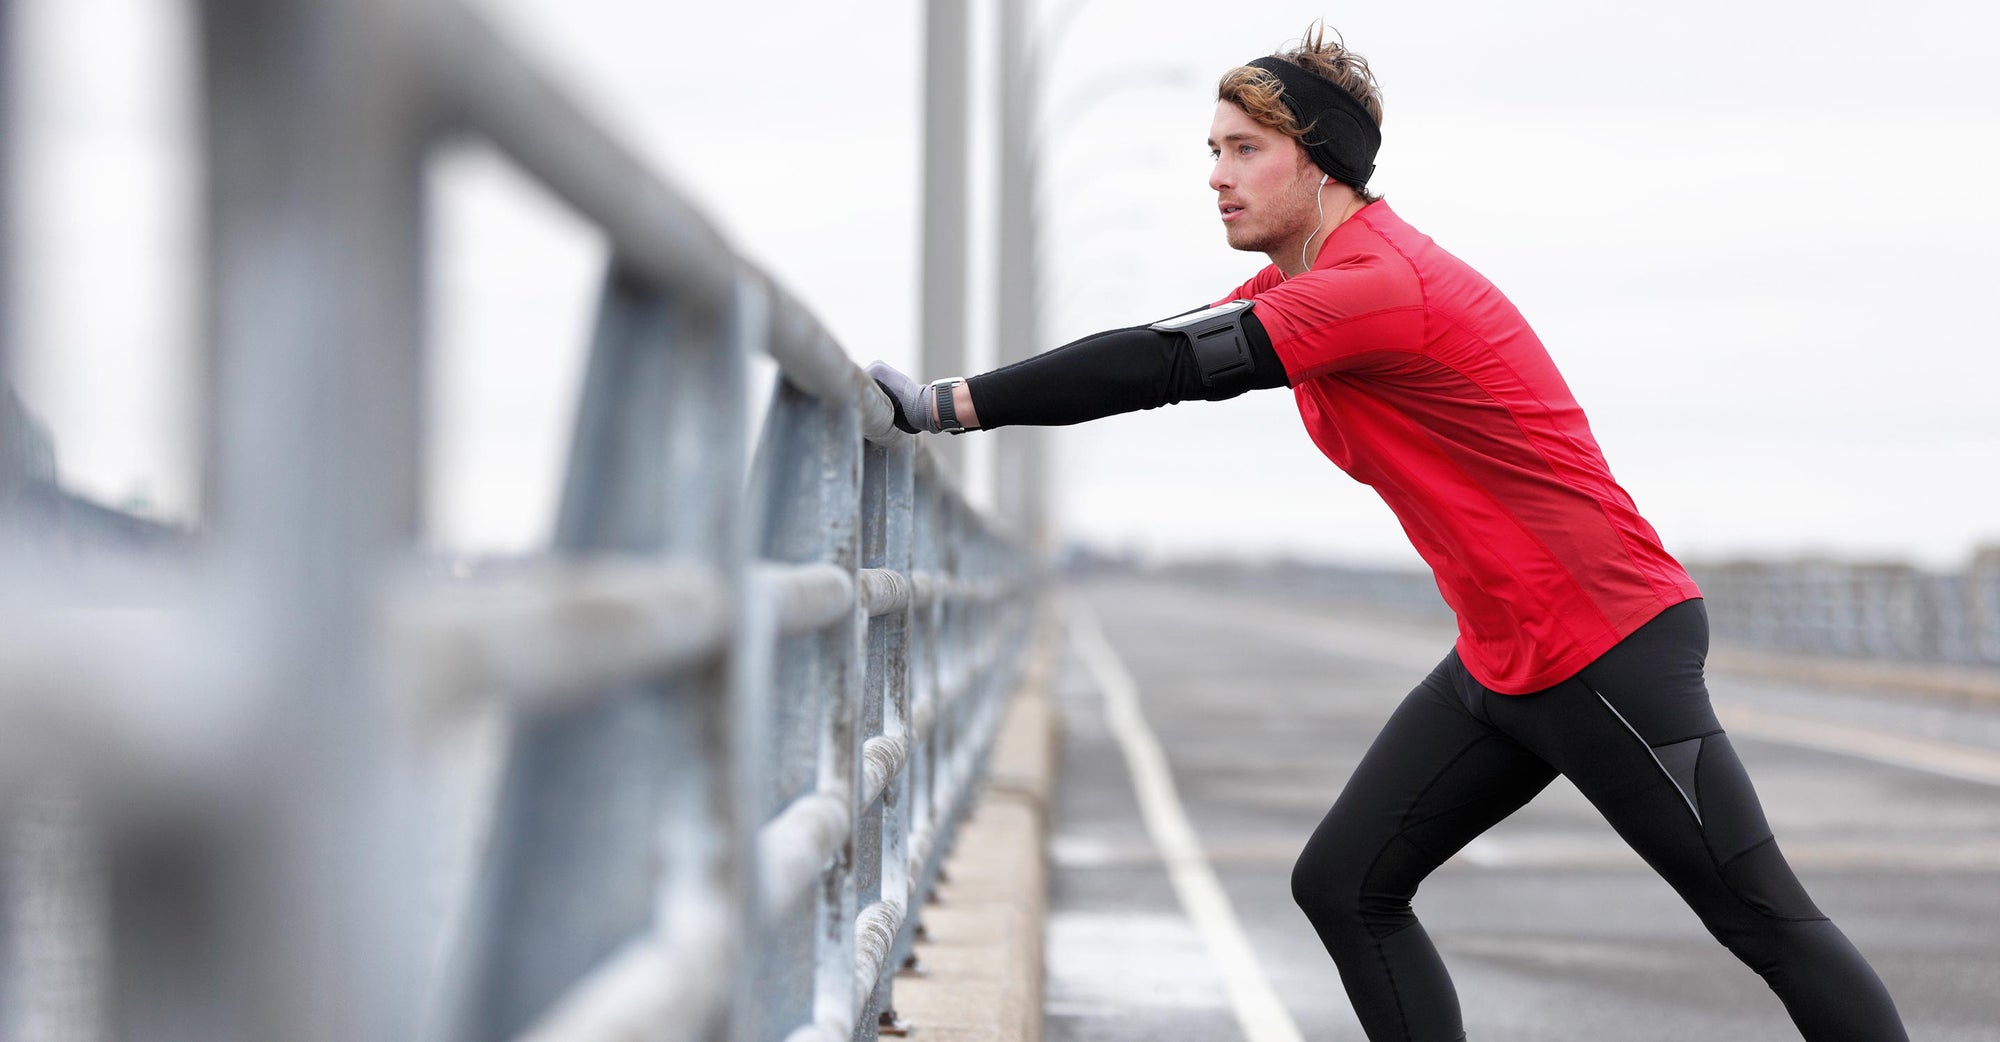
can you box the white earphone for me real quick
[1299,173,1332,275]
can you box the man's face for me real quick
[1207,101,1321,257]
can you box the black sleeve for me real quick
[963,310,1289,430]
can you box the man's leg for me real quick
[1489,600,1908,1041]
[1292,652,1558,1042]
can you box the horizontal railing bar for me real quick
[858,732,912,811]
[850,896,906,1018]
[778,684,1009,1042]
[510,910,732,1042]
[423,0,736,311]
[857,567,912,617]
[756,790,851,920]
[0,600,242,787]
[392,559,728,717]
[764,562,1021,632]
[759,291,901,444]
[421,2,938,461]
[933,573,1026,605]
[765,562,854,636]
[781,1016,851,1042]
[425,0,1017,538]
[756,621,1016,937]
[393,556,1017,719]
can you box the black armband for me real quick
[962,306,1288,430]
[1151,299,1259,393]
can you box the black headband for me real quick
[1246,56,1380,188]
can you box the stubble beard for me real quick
[1223,173,1321,260]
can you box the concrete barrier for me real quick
[885,607,1061,1042]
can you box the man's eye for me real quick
[1208,149,1221,159]
[1238,144,1255,155]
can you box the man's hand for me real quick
[866,360,938,434]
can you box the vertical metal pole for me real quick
[919,0,969,480]
[748,379,826,1042]
[746,363,863,1042]
[728,280,785,1042]
[858,434,915,1038]
[904,457,941,938]
[813,395,864,1041]
[650,272,747,1042]
[0,0,12,386]
[199,0,429,1038]
[996,0,1047,557]
[853,444,888,1042]
[444,271,742,1041]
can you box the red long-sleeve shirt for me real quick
[1219,198,1700,693]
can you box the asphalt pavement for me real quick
[1044,573,2000,1042]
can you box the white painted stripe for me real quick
[1064,597,1306,1042]
[1717,703,2000,788]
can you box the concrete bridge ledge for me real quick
[887,609,1062,1042]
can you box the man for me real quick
[868,25,1908,1042]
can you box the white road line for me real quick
[1064,596,1305,1042]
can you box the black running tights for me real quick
[1290,599,1909,1040]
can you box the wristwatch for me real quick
[930,377,970,435]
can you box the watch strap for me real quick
[931,378,967,433]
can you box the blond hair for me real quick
[1217,21,1384,189]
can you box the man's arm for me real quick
[868,308,1288,435]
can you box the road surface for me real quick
[1044,572,2000,1042]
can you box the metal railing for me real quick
[0,2,1043,1040]
[1146,554,2000,669]
[1691,556,2000,666]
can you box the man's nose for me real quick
[1208,163,1230,193]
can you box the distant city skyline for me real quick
[9,0,1996,569]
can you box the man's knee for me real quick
[1291,821,1368,924]
[1292,830,1426,939]
[1291,843,1349,916]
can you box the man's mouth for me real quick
[1220,202,1245,223]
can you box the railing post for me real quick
[904,453,944,945]
[747,357,864,1042]
[857,433,916,1039]
[436,266,744,1041]
[197,0,430,1036]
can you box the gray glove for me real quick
[866,360,940,434]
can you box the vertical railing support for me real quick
[749,362,864,1042]
[857,434,916,1039]
[198,0,430,1038]
[438,267,745,1042]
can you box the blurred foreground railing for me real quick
[0,1,1042,1041]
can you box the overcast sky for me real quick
[10,0,1998,568]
